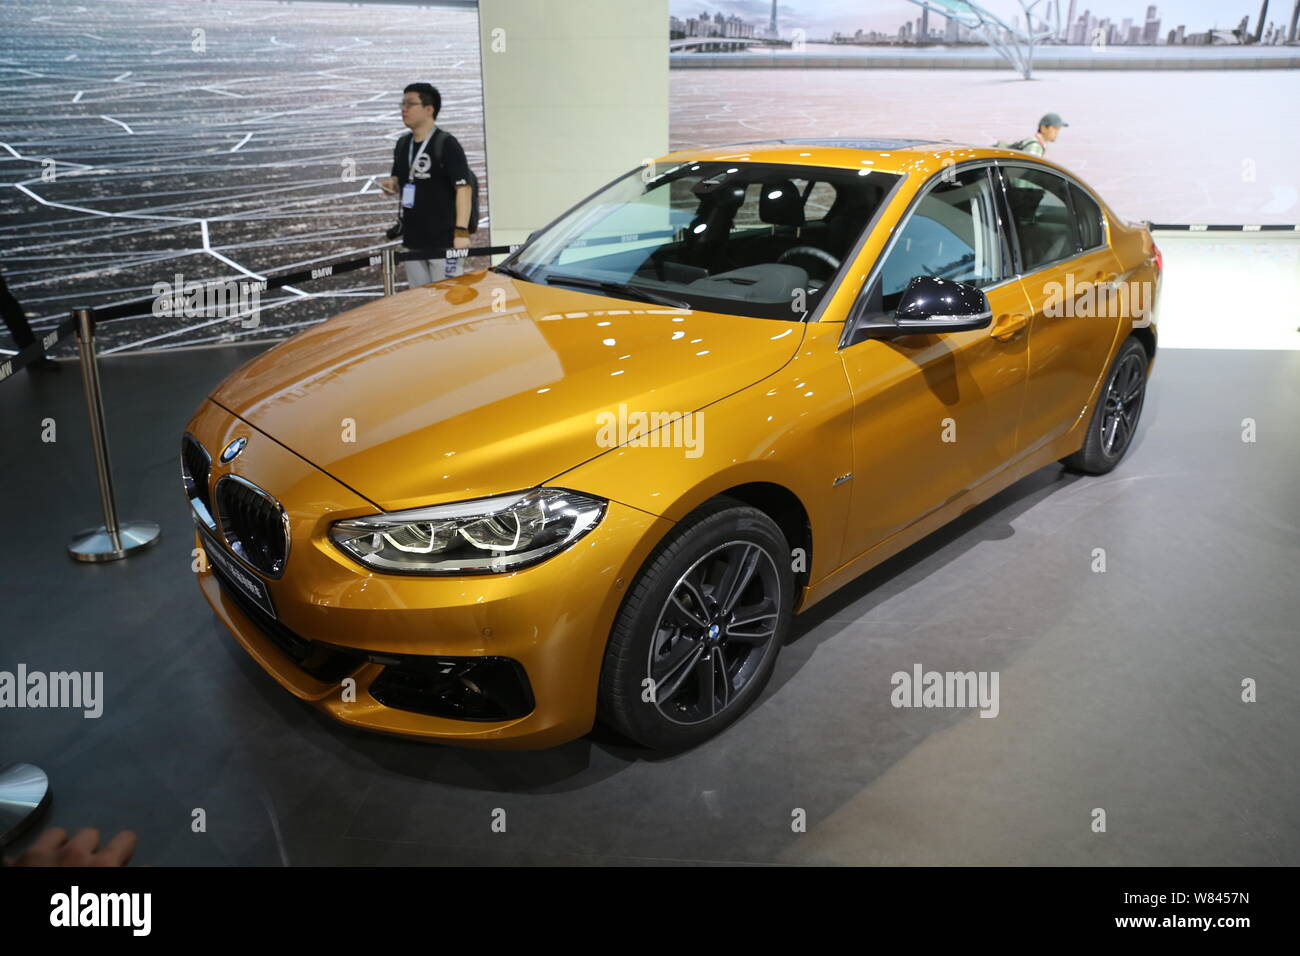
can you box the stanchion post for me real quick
[381,247,396,296]
[67,307,161,563]
[0,763,52,847]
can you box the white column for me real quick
[477,0,669,250]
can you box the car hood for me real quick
[210,271,804,510]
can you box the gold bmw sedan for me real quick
[182,138,1160,750]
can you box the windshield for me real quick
[501,160,901,320]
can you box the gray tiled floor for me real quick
[1,344,1297,866]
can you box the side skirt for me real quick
[797,426,1086,613]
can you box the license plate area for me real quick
[198,523,276,620]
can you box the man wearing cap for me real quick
[1011,112,1068,157]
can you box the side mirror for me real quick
[843,275,995,347]
[894,276,992,333]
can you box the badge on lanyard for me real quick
[402,133,432,210]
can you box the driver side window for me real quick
[878,167,1008,312]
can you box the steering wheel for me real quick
[777,245,841,280]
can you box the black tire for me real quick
[1062,337,1149,475]
[597,498,794,751]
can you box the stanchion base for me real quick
[0,763,52,848]
[68,520,161,562]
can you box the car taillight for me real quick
[1152,242,1163,278]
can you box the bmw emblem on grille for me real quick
[219,437,247,463]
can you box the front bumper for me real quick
[187,399,672,749]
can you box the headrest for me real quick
[759,180,805,227]
[694,178,747,210]
[687,182,746,239]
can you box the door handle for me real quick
[989,312,1027,342]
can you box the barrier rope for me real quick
[0,240,522,385]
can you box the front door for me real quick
[837,166,1033,561]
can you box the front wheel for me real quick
[597,499,793,751]
[1062,337,1149,475]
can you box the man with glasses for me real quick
[378,83,473,286]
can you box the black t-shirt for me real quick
[390,129,471,251]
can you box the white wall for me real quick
[477,0,668,248]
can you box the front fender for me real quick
[547,323,855,585]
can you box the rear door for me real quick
[998,164,1126,456]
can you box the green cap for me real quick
[1039,112,1069,128]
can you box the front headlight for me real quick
[328,488,606,575]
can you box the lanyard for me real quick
[408,131,434,174]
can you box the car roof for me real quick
[719,137,938,150]
[657,138,1038,177]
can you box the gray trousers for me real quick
[403,251,461,287]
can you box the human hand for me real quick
[453,235,470,250]
[3,826,138,867]
[378,176,398,196]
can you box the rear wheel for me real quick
[598,499,793,751]
[1062,337,1149,475]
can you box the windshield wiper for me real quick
[543,273,691,310]
[491,263,533,282]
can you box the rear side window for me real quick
[1002,167,1079,272]
[1070,184,1105,250]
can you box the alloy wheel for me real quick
[646,540,783,726]
[1100,351,1146,458]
